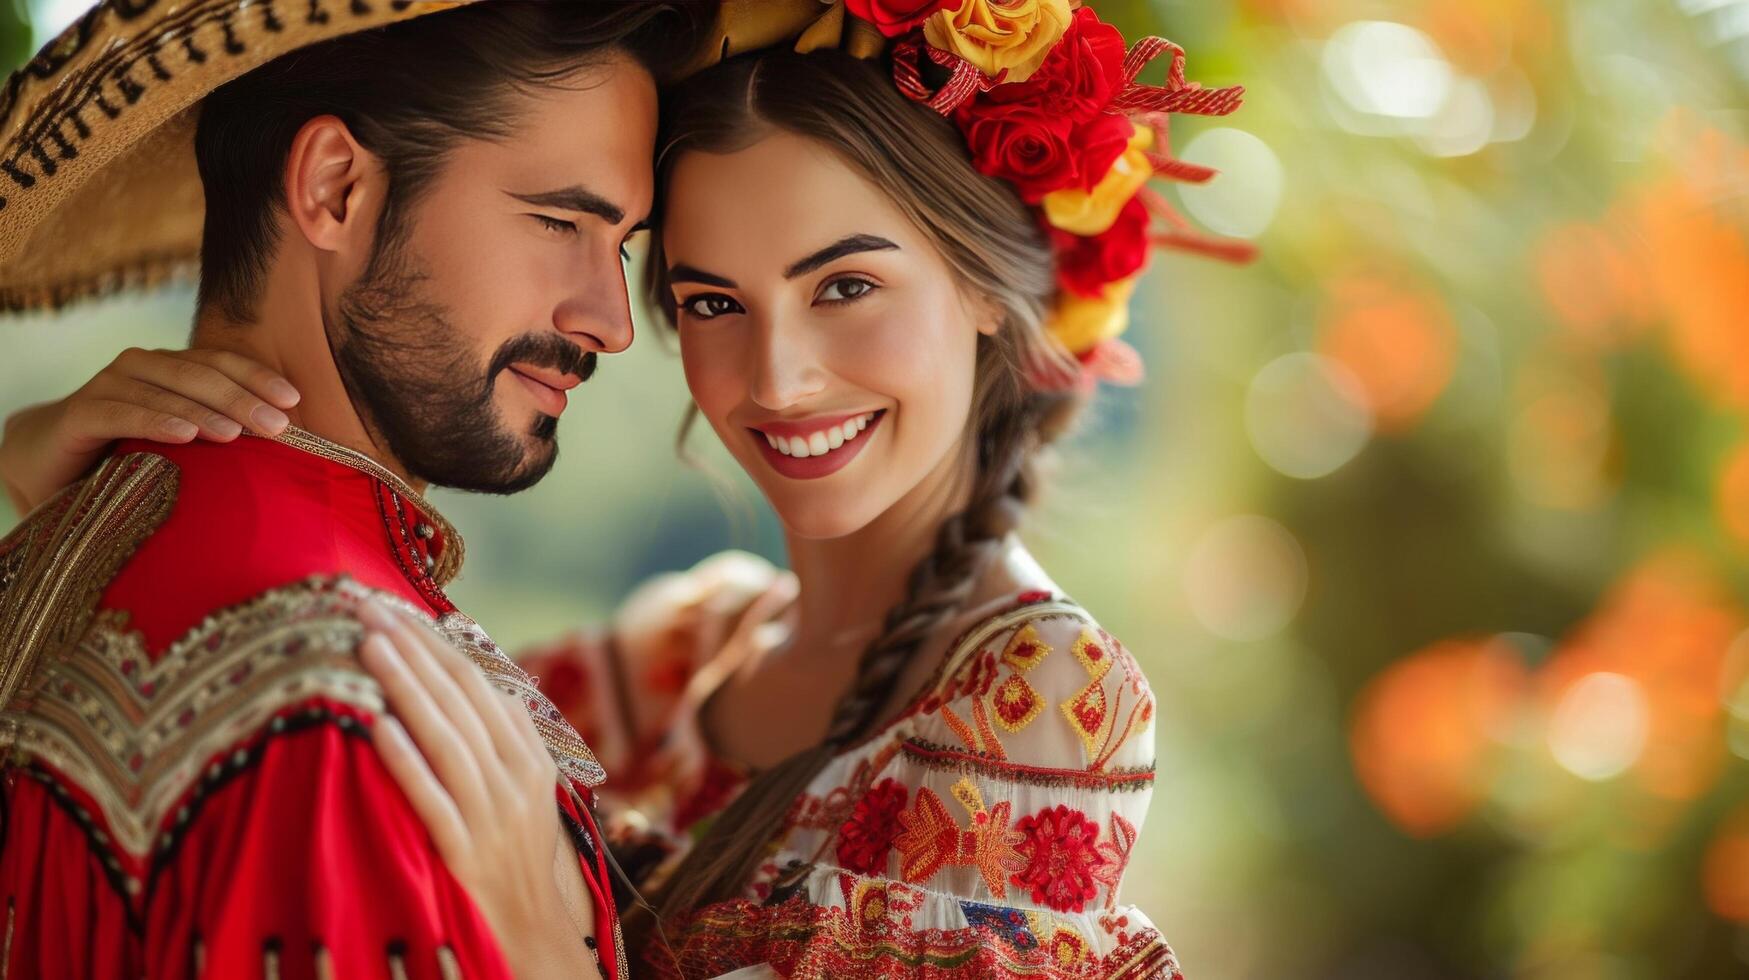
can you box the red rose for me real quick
[960,103,1078,202]
[844,0,959,37]
[959,103,1131,203]
[984,6,1127,122]
[1053,194,1150,296]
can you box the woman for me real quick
[1,6,1242,976]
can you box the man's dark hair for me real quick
[194,1,713,322]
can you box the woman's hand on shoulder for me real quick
[0,347,300,514]
[353,601,601,980]
[614,551,796,726]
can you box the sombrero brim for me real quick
[0,0,895,314]
[0,0,475,312]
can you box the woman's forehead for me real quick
[664,133,924,261]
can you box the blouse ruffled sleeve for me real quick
[515,551,782,875]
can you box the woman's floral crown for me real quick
[848,0,1250,390]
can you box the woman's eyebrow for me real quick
[669,264,737,288]
[783,234,900,279]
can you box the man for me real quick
[0,2,710,976]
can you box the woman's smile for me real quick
[750,409,886,480]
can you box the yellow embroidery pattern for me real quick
[990,622,1051,733]
[1059,628,1155,770]
[1061,629,1116,759]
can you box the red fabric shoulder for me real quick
[1,717,516,979]
[153,719,512,978]
[101,438,427,653]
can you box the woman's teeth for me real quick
[765,413,875,458]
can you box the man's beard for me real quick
[326,217,596,494]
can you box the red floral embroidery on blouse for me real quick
[836,777,911,875]
[1011,804,1111,913]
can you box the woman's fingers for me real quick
[179,349,301,409]
[357,629,495,825]
[58,397,201,449]
[695,573,799,692]
[729,574,801,648]
[90,378,253,442]
[110,348,293,436]
[498,687,558,787]
[371,714,471,863]
[385,607,556,788]
[373,612,505,769]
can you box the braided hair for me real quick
[642,48,1088,934]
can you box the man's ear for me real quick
[282,115,381,255]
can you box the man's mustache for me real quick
[487,334,598,389]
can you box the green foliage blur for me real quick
[4,1,1749,977]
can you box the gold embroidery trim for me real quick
[256,425,465,588]
[5,578,383,860]
[0,452,178,714]
[339,590,607,788]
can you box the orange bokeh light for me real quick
[1703,804,1749,922]
[1532,220,1651,350]
[1349,638,1527,837]
[1538,551,1742,804]
[1416,0,1510,75]
[1631,122,1749,414]
[1317,274,1459,434]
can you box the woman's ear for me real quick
[966,290,1005,338]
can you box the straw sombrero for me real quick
[0,0,888,313]
[0,0,502,312]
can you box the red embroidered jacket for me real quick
[0,430,619,979]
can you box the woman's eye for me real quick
[531,214,577,236]
[682,294,744,319]
[819,277,876,304]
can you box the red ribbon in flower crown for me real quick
[891,35,998,114]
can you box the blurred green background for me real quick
[6,1,1749,977]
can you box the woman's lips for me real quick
[750,410,885,481]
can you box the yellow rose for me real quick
[1049,276,1139,354]
[923,0,1071,83]
[1042,125,1155,236]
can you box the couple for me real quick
[0,0,1243,977]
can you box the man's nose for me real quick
[553,253,636,354]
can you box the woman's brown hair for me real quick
[641,46,1089,940]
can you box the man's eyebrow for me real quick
[783,234,900,279]
[668,264,737,288]
[506,186,626,226]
